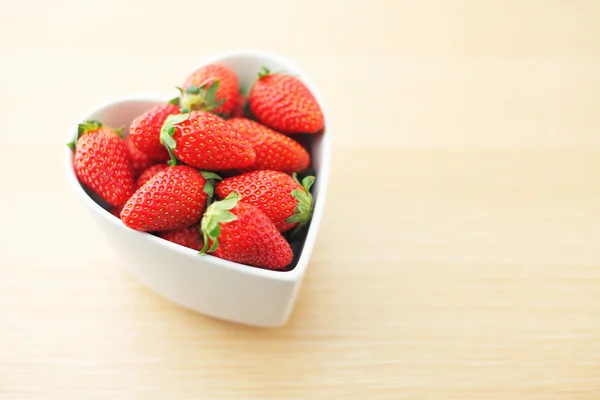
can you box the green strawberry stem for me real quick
[67,120,103,151]
[180,80,226,113]
[199,192,241,254]
[159,112,190,166]
[256,66,289,79]
[257,66,271,79]
[200,171,223,207]
[286,174,315,226]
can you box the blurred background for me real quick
[3,0,599,150]
[1,0,599,398]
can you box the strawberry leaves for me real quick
[200,171,223,208]
[159,112,190,166]
[199,191,241,254]
[286,174,315,225]
[180,80,227,113]
[67,120,103,151]
[257,66,271,79]
[256,66,289,79]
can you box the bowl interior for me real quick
[66,51,331,276]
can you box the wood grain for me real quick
[1,0,600,398]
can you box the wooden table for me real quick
[2,1,599,398]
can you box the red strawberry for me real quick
[121,165,215,232]
[160,111,255,170]
[200,193,293,270]
[181,64,239,116]
[124,136,155,177]
[231,93,247,118]
[129,103,181,161]
[249,67,324,134]
[228,118,310,173]
[135,163,169,190]
[158,225,203,251]
[68,120,134,207]
[216,170,314,232]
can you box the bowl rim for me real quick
[64,49,332,282]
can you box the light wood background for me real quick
[1,0,600,398]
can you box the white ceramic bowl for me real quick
[64,51,331,327]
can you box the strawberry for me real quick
[231,92,247,118]
[129,103,181,161]
[135,163,168,190]
[180,64,239,116]
[200,192,293,270]
[249,67,324,134]
[124,136,155,177]
[68,120,134,207]
[215,170,314,232]
[160,111,255,170]
[158,225,203,251]
[228,118,310,173]
[120,165,218,232]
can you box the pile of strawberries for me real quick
[68,63,324,271]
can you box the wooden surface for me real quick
[1,0,600,398]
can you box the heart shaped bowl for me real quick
[64,51,331,327]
